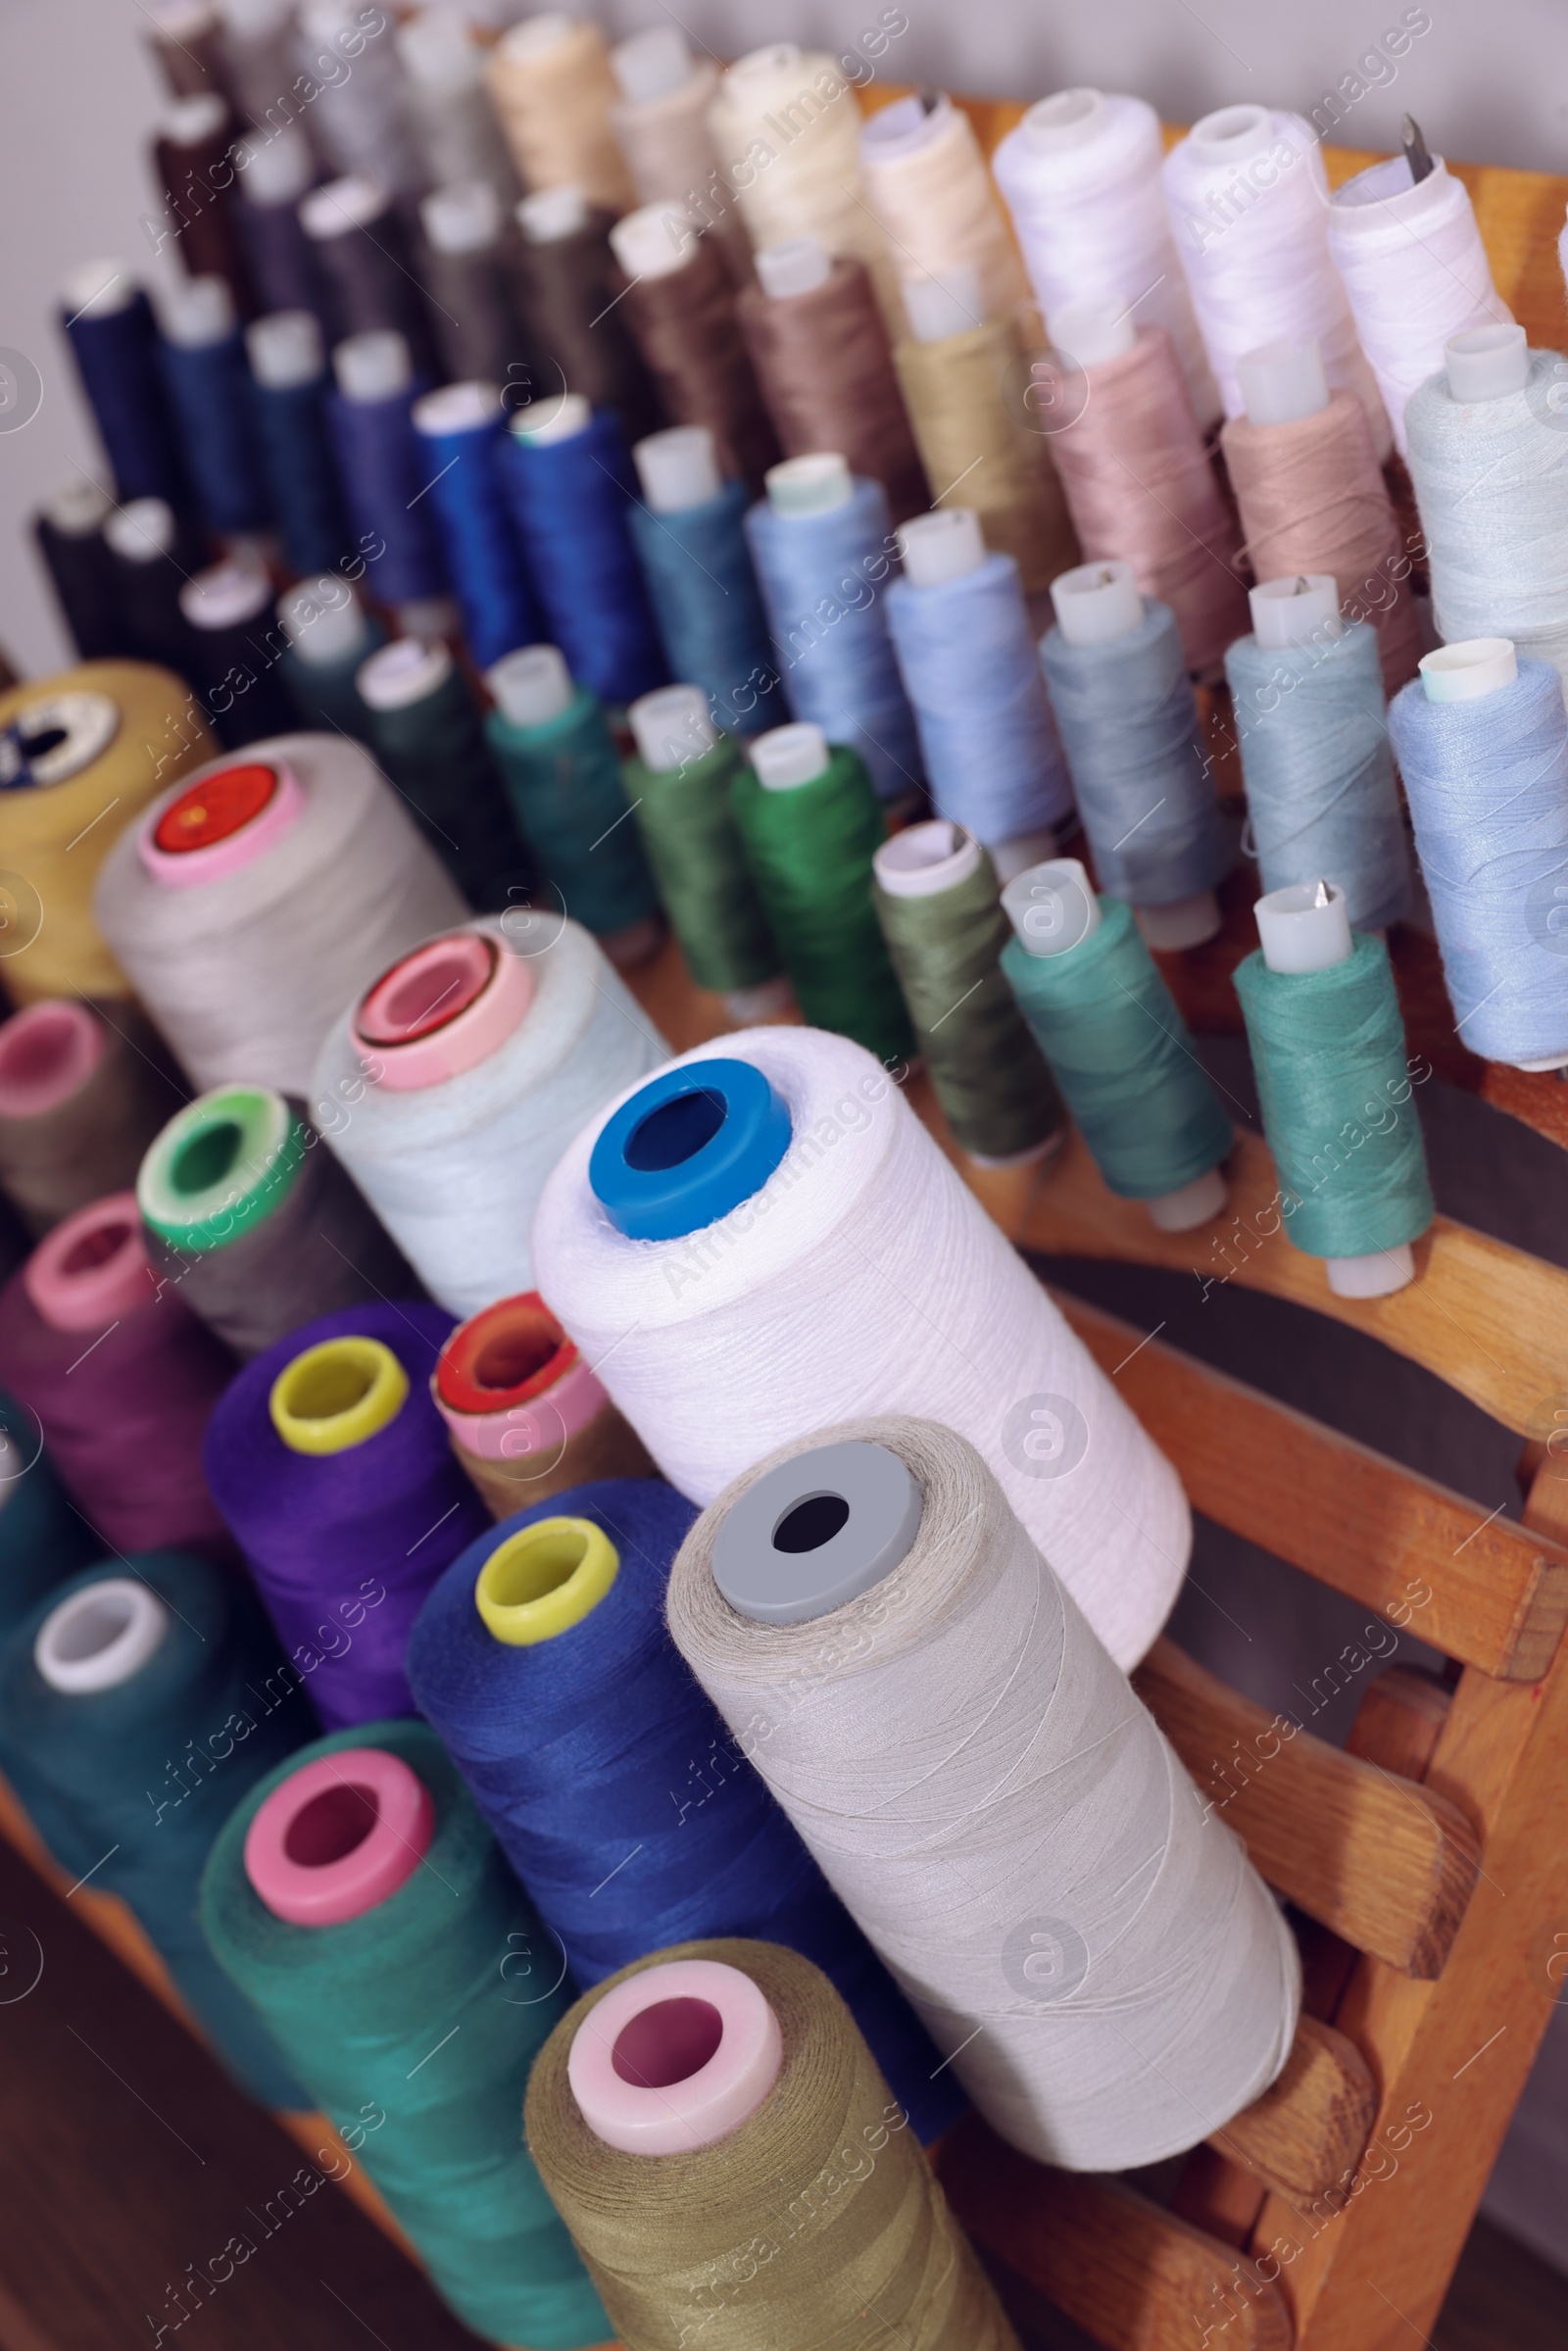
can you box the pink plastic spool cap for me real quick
[243,1746,435,1926]
[0,1001,105,1119]
[351,928,535,1091]
[567,1957,784,2154]
[23,1192,150,1333]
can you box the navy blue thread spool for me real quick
[179,558,299,751]
[301,173,439,378]
[277,576,384,745]
[233,124,333,330]
[103,499,206,688]
[33,483,131,663]
[327,330,452,622]
[246,312,351,578]
[416,182,530,389]
[499,396,668,710]
[357,637,532,911]
[157,277,272,540]
[153,91,257,320]
[628,427,788,736]
[60,262,188,508]
[411,382,538,671]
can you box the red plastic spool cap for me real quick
[139,758,305,888]
[242,1747,435,1927]
[351,928,534,1091]
[436,1292,576,1417]
[23,1191,151,1333]
[155,763,277,854]
[0,1001,105,1120]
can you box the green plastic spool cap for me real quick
[137,1086,307,1253]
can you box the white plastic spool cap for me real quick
[1445,322,1529,403]
[181,558,270,631]
[634,425,722,514]
[161,92,227,145]
[333,330,413,402]
[756,237,833,302]
[398,11,481,93]
[765,453,852,517]
[235,124,315,208]
[421,181,503,256]
[1250,572,1341,651]
[1188,103,1275,166]
[246,310,323,389]
[902,264,984,345]
[516,186,590,244]
[860,91,951,159]
[162,275,236,349]
[1052,299,1136,370]
[897,508,986,589]
[630,683,716,772]
[413,380,502,436]
[609,204,699,283]
[489,644,574,728]
[220,0,292,31]
[752,722,829,790]
[1136,894,1223,950]
[1418,637,1518,702]
[612,25,693,105]
[34,1580,170,1694]
[1022,88,1109,150]
[358,637,454,711]
[62,260,134,319]
[301,173,391,242]
[874,819,982,899]
[1237,338,1331,427]
[499,12,573,60]
[992,831,1062,888]
[512,393,591,446]
[726,44,804,90]
[105,499,175,563]
[278,577,368,664]
[1002,857,1102,957]
[1051,559,1143,647]
[43,480,113,536]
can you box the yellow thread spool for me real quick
[270,1338,409,1456]
[475,1516,619,1645]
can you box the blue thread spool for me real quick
[247,312,352,577]
[627,427,788,736]
[158,277,272,540]
[412,382,538,671]
[60,262,187,508]
[233,124,332,330]
[326,330,451,621]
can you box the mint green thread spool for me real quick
[1000,858,1232,1230]
[1234,878,1432,1298]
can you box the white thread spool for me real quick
[295,0,423,195]
[1162,106,1390,458]
[533,1025,1191,1670]
[35,1579,169,1694]
[314,916,668,1317]
[666,1415,1299,2169]
[93,735,466,1096]
[993,89,1220,426]
[277,575,371,667]
[858,91,1029,331]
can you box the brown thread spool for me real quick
[0,1001,185,1239]
[300,175,440,378]
[738,249,930,526]
[609,32,752,284]
[154,93,257,319]
[506,190,662,443]
[143,3,225,102]
[417,184,532,388]
[612,211,779,493]
[1048,313,1249,677]
[433,1293,653,1519]
[486,16,637,216]
[525,1937,1020,2351]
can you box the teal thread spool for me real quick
[359,637,532,914]
[1234,878,1433,1297]
[0,1390,98,1638]
[200,1717,608,2349]
[1001,858,1233,1229]
[276,577,383,747]
[873,819,1064,1166]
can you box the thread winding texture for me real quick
[158,329,271,537]
[861,94,1029,327]
[252,370,352,578]
[62,286,187,506]
[485,690,661,943]
[627,735,782,996]
[0,1389,99,1638]
[505,216,661,446]
[411,405,537,672]
[0,1003,181,1237]
[500,411,668,710]
[627,481,789,736]
[620,240,780,492]
[363,662,530,913]
[326,382,449,607]
[486,19,636,213]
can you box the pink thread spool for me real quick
[24,1192,153,1331]
[243,1746,434,1926]
[351,930,535,1092]
[0,1001,105,1120]
[566,1957,783,2154]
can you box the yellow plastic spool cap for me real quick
[269,1337,409,1455]
[474,1517,619,1645]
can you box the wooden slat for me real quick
[1058,1294,1568,1681]
[1134,1639,1480,1978]
[936,2116,1294,2351]
[1205,2017,1376,2206]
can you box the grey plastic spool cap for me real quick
[711,1440,922,1626]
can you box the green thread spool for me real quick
[625,685,790,1020]
[732,724,916,1067]
[1234,878,1431,1297]
[486,646,663,968]
[358,637,532,913]
[873,820,1063,1165]
[200,1717,609,2349]
[1001,860,1233,1230]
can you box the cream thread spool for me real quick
[858,91,1029,331]
[485,14,636,214]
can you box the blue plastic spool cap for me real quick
[588,1059,792,1241]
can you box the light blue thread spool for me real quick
[627,426,788,737]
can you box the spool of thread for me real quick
[0,661,217,1004]
[709,45,899,325]
[737,242,928,524]
[293,0,423,196]
[276,576,383,743]
[214,0,297,133]
[668,1419,1299,2169]
[1222,339,1421,696]
[499,399,667,710]
[246,311,351,577]
[357,637,529,911]
[1,1553,311,2105]
[612,210,778,491]
[486,14,636,214]
[200,1718,607,2347]
[326,330,451,615]
[624,683,787,1018]
[154,90,256,319]
[204,1303,489,1725]
[1234,880,1432,1296]
[233,126,330,328]
[893,271,1079,598]
[0,1392,99,1638]
[410,381,537,670]
[314,914,668,1317]
[733,728,914,1067]
[1226,576,1410,933]
[610,31,746,272]
[505,191,660,447]
[432,1295,654,1516]
[398,13,518,201]
[1047,314,1249,677]
[534,1031,1189,1668]
[744,457,923,806]
[410,1492,958,2139]
[884,508,1072,873]
[1002,861,1233,1231]
[102,499,206,685]
[529,1941,1012,2348]
[1404,327,1568,678]
[60,261,187,507]
[1038,560,1230,949]
[860,91,1030,328]
[94,733,466,1095]
[303,175,437,372]
[417,183,528,388]
[1162,106,1390,457]
[0,1001,182,1238]
[0,1195,231,1554]
[179,558,300,751]
[485,646,662,958]
[144,1,225,100]
[1388,638,1568,1070]
[32,482,129,663]
[1329,148,1511,459]
[626,431,787,737]
[994,88,1220,425]
[873,821,1064,1167]
[138,1085,415,1360]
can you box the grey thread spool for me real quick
[0,1000,185,1239]
[417,182,530,388]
